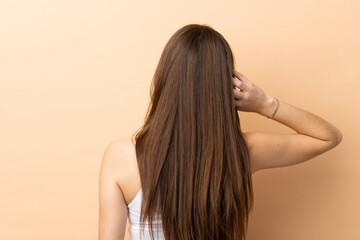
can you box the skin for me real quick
[98,70,343,240]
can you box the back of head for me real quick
[133,23,254,240]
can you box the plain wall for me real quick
[0,0,359,239]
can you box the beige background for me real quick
[0,0,359,239]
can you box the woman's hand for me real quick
[232,70,272,114]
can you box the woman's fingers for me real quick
[232,77,241,88]
[233,77,246,91]
[233,69,245,80]
[232,69,251,103]
[233,88,243,99]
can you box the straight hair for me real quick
[132,23,254,240]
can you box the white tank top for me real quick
[127,188,166,240]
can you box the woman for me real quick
[98,24,343,240]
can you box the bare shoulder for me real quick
[104,137,136,160]
[105,137,135,150]
[100,137,137,184]
[98,138,136,239]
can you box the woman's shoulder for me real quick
[101,137,138,184]
[104,137,136,156]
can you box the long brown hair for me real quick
[132,23,254,240]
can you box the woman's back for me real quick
[127,188,165,240]
[98,24,343,240]
[109,107,343,237]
